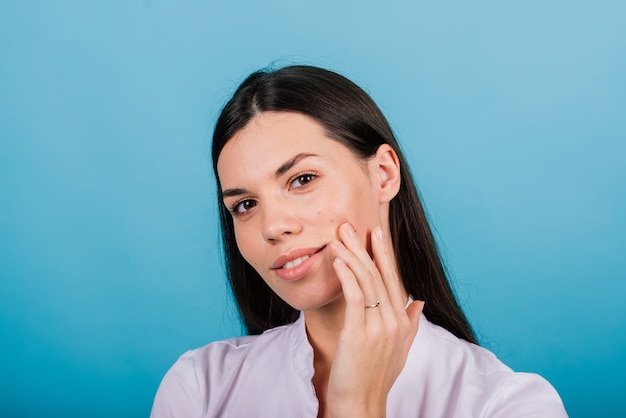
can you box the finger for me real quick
[332,230,394,338]
[405,300,425,347]
[406,300,425,330]
[365,226,405,328]
[371,226,407,311]
[333,257,365,331]
[336,223,390,305]
[338,223,378,270]
[330,238,386,313]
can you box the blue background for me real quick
[1,1,624,416]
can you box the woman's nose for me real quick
[260,201,302,242]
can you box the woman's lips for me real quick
[271,246,326,281]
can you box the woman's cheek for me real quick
[234,226,259,268]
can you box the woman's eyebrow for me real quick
[274,152,319,177]
[222,152,319,198]
[222,187,248,198]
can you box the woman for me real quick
[151,65,567,417]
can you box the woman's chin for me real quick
[287,288,345,313]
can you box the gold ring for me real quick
[365,300,380,309]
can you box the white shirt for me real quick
[151,313,567,417]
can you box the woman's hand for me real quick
[327,222,424,418]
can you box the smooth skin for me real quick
[217,111,424,418]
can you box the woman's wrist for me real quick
[329,399,386,418]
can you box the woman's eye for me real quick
[291,173,316,189]
[232,199,257,215]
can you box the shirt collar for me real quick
[288,312,315,380]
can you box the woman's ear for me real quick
[370,144,401,203]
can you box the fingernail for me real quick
[374,226,383,241]
[342,223,356,236]
[333,258,346,268]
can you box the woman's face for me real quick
[217,111,396,312]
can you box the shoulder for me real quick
[434,321,566,414]
[392,316,568,417]
[150,321,299,418]
[425,318,513,376]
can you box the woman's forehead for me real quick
[216,112,346,176]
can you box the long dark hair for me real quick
[211,65,477,344]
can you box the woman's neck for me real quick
[304,296,346,363]
[304,297,347,418]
